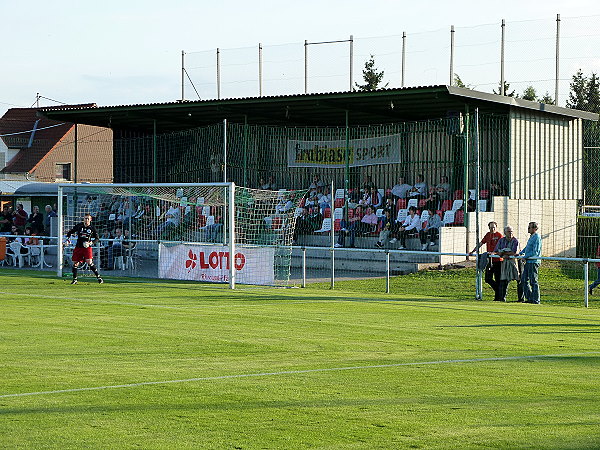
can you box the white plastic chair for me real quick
[315,218,332,233]
[407,198,418,209]
[9,242,30,268]
[443,210,455,226]
[376,208,384,217]
[451,199,463,211]
[334,189,345,199]
[478,199,487,212]
[333,208,344,220]
[420,210,430,223]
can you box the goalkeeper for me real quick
[65,213,103,285]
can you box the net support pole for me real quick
[584,260,589,308]
[474,108,482,300]
[228,182,236,289]
[57,185,64,278]
[385,250,390,294]
[302,247,306,288]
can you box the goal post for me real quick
[57,182,305,287]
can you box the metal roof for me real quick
[41,86,598,133]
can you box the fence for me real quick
[182,15,600,108]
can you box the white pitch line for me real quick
[2,351,598,399]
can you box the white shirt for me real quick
[402,214,421,231]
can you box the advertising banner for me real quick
[159,244,275,285]
[287,134,402,168]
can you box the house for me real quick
[0,105,113,183]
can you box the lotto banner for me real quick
[159,244,275,285]
[287,134,402,168]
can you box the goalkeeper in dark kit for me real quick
[65,213,103,285]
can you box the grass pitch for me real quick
[1,269,599,449]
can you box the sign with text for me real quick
[159,244,275,285]
[287,134,402,168]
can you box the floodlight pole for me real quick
[181,50,185,101]
[555,14,561,105]
[500,19,505,96]
[401,32,406,87]
[449,25,455,86]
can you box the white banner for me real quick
[287,134,402,168]
[159,244,275,285]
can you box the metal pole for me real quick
[584,260,589,308]
[555,14,561,105]
[258,43,263,97]
[153,119,157,183]
[181,50,185,101]
[223,119,227,182]
[304,40,308,94]
[243,115,248,187]
[474,108,482,300]
[330,246,335,290]
[386,250,390,294]
[302,246,306,288]
[449,25,455,86]
[345,110,350,219]
[464,107,470,256]
[228,182,236,289]
[401,32,406,88]
[57,185,63,277]
[331,180,335,249]
[500,19,505,96]
[216,48,221,99]
[349,35,354,91]
[73,123,78,184]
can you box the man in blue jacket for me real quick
[519,222,542,304]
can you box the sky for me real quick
[2,0,599,118]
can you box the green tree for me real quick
[566,69,588,111]
[453,74,472,89]
[522,85,537,101]
[540,92,554,105]
[493,81,516,97]
[355,55,388,91]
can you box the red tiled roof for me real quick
[0,104,95,174]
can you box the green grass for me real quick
[1,268,599,449]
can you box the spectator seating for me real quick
[315,218,332,234]
[407,198,418,209]
[454,189,463,200]
[451,199,463,211]
[441,200,452,211]
[323,207,331,218]
[455,210,464,225]
[443,210,455,226]
[396,198,407,211]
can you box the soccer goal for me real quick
[57,183,305,287]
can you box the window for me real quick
[55,163,71,181]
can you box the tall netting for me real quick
[58,184,305,286]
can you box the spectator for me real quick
[318,187,332,213]
[391,177,413,199]
[419,208,442,249]
[519,221,542,304]
[108,228,124,269]
[336,206,377,248]
[267,175,277,191]
[397,206,421,250]
[589,244,600,296]
[293,206,323,243]
[422,187,441,212]
[259,177,270,190]
[408,174,428,199]
[435,175,452,201]
[13,203,28,232]
[27,205,44,234]
[309,175,325,190]
[494,226,524,302]
[375,209,393,248]
[471,221,503,301]
[0,205,13,235]
[43,205,58,236]
[153,203,180,237]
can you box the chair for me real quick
[480,189,489,199]
[333,208,344,220]
[376,208,384,217]
[396,198,407,211]
[407,198,418,209]
[420,210,430,223]
[272,216,283,229]
[418,199,427,209]
[441,200,452,211]
[396,209,408,222]
[323,207,332,218]
[451,199,463,211]
[443,210,455,226]
[478,199,487,212]
[124,242,137,269]
[315,218,332,234]
[454,190,464,200]
[454,210,464,225]
[202,206,211,216]
[334,198,345,208]
[9,242,30,268]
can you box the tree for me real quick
[355,55,388,91]
[567,69,588,111]
[453,74,472,89]
[540,92,554,105]
[493,81,516,97]
[522,85,537,101]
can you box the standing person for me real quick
[589,244,600,296]
[13,203,28,232]
[44,205,58,236]
[493,226,523,302]
[519,222,542,304]
[471,221,503,300]
[27,205,44,234]
[65,213,103,285]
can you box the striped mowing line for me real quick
[2,352,598,399]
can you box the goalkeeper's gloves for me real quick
[82,241,91,248]
[64,238,71,246]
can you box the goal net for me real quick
[57,183,306,286]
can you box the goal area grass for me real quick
[1,268,599,448]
